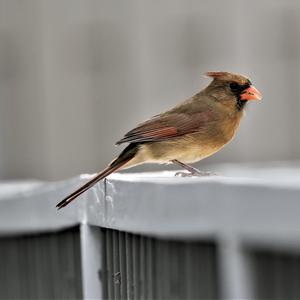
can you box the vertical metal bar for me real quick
[113,229,121,299]
[106,229,115,299]
[132,234,140,299]
[43,234,55,298]
[169,241,181,299]
[125,232,133,300]
[161,241,170,299]
[218,236,253,299]
[62,229,77,299]
[177,241,186,298]
[118,231,127,299]
[73,228,84,298]
[13,238,22,298]
[210,243,220,300]
[53,232,62,298]
[184,241,193,299]
[101,229,108,299]
[291,254,300,299]
[275,253,284,299]
[139,236,146,299]
[0,240,5,298]
[146,237,154,300]
[191,243,201,298]
[80,224,103,300]
[154,239,163,299]
[194,242,213,299]
[18,237,27,298]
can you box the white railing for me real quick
[1,163,300,299]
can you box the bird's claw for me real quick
[175,171,194,177]
[175,171,216,177]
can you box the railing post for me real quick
[219,236,253,299]
[80,223,103,299]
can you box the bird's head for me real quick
[205,71,262,111]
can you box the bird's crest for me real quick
[205,71,250,85]
[206,71,229,78]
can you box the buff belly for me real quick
[123,134,227,169]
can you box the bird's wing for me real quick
[116,111,215,144]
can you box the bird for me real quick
[56,71,262,209]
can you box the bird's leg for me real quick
[171,159,214,177]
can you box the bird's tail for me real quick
[56,143,139,210]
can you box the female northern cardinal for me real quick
[57,71,262,209]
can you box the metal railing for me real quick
[0,165,300,299]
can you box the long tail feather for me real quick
[56,143,139,209]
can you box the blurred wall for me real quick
[0,0,299,180]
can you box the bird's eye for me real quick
[229,82,239,91]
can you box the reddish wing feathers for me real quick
[116,112,214,144]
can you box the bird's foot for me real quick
[175,170,216,177]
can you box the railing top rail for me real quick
[1,164,300,249]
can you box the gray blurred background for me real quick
[0,0,298,181]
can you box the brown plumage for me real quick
[57,71,262,209]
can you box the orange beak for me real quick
[240,85,262,101]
